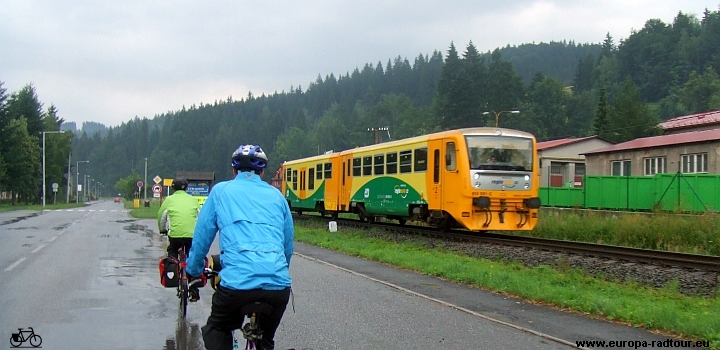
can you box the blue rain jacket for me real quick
[186,171,294,290]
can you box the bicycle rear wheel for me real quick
[179,274,188,318]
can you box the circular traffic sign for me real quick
[152,184,162,193]
[137,180,143,188]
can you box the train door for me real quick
[339,153,352,212]
[324,154,340,212]
[442,140,461,211]
[299,167,306,201]
[428,139,443,210]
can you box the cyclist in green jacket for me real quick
[158,177,200,259]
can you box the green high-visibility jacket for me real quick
[158,190,200,238]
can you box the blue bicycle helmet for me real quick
[231,144,268,173]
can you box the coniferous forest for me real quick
[2,8,720,201]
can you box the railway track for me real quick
[297,214,720,273]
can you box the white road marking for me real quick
[49,236,57,242]
[4,257,26,272]
[31,245,46,253]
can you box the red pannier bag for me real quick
[158,256,179,288]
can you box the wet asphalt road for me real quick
[0,201,694,350]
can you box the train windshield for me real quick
[466,135,533,171]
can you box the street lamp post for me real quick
[144,157,148,201]
[41,130,67,209]
[482,110,520,127]
[76,160,89,203]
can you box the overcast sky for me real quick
[2,1,719,128]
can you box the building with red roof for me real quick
[658,110,720,134]
[536,136,613,187]
[583,125,720,176]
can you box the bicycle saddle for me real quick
[240,301,273,316]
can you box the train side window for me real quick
[399,150,412,173]
[285,168,292,183]
[374,154,384,175]
[324,162,332,179]
[292,170,297,190]
[445,142,456,171]
[414,147,428,172]
[363,156,372,176]
[309,168,315,190]
[386,152,397,174]
[433,149,440,183]
[316,164,323,179]
[353,157,361,177]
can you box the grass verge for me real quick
[294,221,720,348]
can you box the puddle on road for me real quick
[162,320,205,350]
[53,223,71,230]
[123,223,156,238]
[0,211,42,225]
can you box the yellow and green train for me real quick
[279,127,541,232]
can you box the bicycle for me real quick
[10,327,42,348]
[201,254,275,350]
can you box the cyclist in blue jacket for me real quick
[186,144,294,350]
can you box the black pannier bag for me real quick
[158,256,179,288]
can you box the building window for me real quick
[643,157,666,176]
[611,160,631,176]
[681,153,708,173]
[574,163,585,176]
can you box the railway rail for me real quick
[297,214,720,273]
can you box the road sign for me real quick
[153,175,162,184]
[152,184,162,193]
[137,180,144,188]
[153,193,161,198]
[52,182,58,192]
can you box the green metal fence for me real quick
[540,173,720,212]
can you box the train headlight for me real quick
[524,175,530,181]
[524,183,530,189]
[473,173,480,180]
[474,181,481,188]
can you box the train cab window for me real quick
[386,152,397,174]
[292,170,298,190]
[308,168,315,190]
[445,142,457,171]
[414,147,428,172]
[316,164,323,179]
[374,154,384,175]
[353,157,361,177]
[363,156,373,176]
[324,162,332,179]
[399,150,412,173]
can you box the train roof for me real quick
[280,128,536,164]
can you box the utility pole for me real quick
[367,126,389,144]
[66,152,72,203]
[144,158,148,201]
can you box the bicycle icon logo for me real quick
[9,327,42,348]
